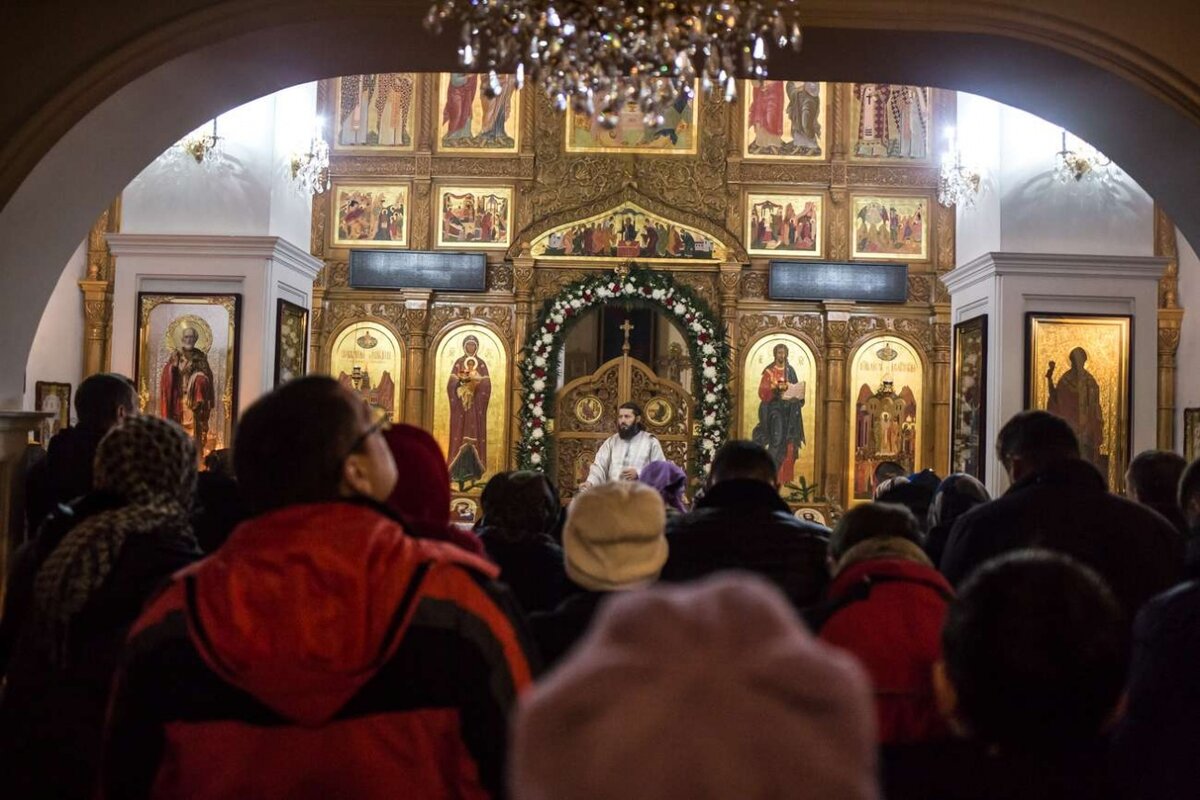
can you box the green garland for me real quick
[517,266,732,479]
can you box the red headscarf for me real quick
[382,424,486,556]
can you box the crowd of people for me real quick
[0,372,1198,798]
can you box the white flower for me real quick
[623,283,635,295]
[541,333,553,344]
[703,366,717,379]
[702,344,715,355]
[532,379,546,392]
[534,356,546,367]
[701,439,716,451]
[704,414,716,426]
[691,322,703,333]
[651,288,664,300]
[597,287,611,299]
[570,299,582,308]
[673,303,686,315]
[532,404,544,417]
[704,392,716,403]
[551,313,564,324]
[530,453,541,465]
[531,428,544,439]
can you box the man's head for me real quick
[773,343,788,364]
[873,460,907,486]
[936,550,1128,752]
[1068,346,1088,370]
[464,335,479,357]
[480,470,560,537]
[1178,457,1200,528]
[181,327,198,351]
[829,502,924,568]
[617,401,643,441]
[708,440,777,489]
[995,410,1081,483]
[1126,449,1186,507]
[234,376,397,515]
[74,372,137,431]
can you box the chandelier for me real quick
[290,124,331,195]
[423,0,804,128]
[1053,130,1112,185]
[937,127,981,209]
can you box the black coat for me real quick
[24,425,107,535]
[477,526,572,615]
[882,737,1120,800]
[529,590,610,670]
[940,459,1184,619]
[1113,580,1200,800]
[660,478,830,609]
[0,494,201,800]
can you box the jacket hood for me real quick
[829,556,952,599]
[184,502,497,726]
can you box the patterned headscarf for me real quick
[33,415,198,665]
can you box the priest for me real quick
[581,402,665,488]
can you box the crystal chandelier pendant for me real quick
[424,0,804,128]
[1053,130,1113,186]
[290,126,331,196]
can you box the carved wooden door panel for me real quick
[555,354,692,499]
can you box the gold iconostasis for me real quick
[310,74,958,517]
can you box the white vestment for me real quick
[584,430,665,487]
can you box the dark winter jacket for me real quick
[477,525,572,614]
[529,590,611,670]
[882,736,1120,800]
[803,551,953,744]
[1113,580,1200,800]
[0,493,201,800]
[99,502,536,800]
[24,424,107,534]
[660,478,830,608]
[941,459,1184,618]
[191,471,248,554]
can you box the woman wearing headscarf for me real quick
[924,473,990,566]
[0,415,202,799]
[477,471,570,614]
[638,460,689,516]
[382,423,486,556]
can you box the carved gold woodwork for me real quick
[555,353,693,500]
[79,196,120,376]
[1154,205,1185,448]
[308,76,957,506]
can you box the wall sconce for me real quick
[937,127,982,209]
[290,121,331,196]
[1053,129,1113,185]
[177,118,227,171]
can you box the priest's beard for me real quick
[618,421,643,441]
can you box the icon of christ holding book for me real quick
[752,342,806,485]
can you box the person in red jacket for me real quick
[803,502,954,744]
[100,376,536,800]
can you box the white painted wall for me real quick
[23,241,87,417]
[121,83,317,252]
[22,83,320,412]
[956,93,1155,262]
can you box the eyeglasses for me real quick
[342,406,393,463]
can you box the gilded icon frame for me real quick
[745,192,825,259]
[330,182,411,249]
[951,314,988,482]
[1184,408,1200,462]
[564,80,699,155]
[849,193,931,262]
[1024,313,1132,492]
[331,73,419,153]
[274,299,309,387]
[134,292,241,461]
[741,79,828,161]
[33,381,71,445]
[435,185,514,249]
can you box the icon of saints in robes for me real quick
[752,343,806,485]
[1046,347,1106,476]
[160,324,215,458]
[447,335,491,487]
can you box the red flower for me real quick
[532,418,543,428]
[545,322,558,333]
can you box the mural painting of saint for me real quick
[752,343,807,485]
[446,335,491,486]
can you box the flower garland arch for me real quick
[517,265,732,479]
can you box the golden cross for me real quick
[620,318,635,355]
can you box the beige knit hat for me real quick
[563,481,668,591]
